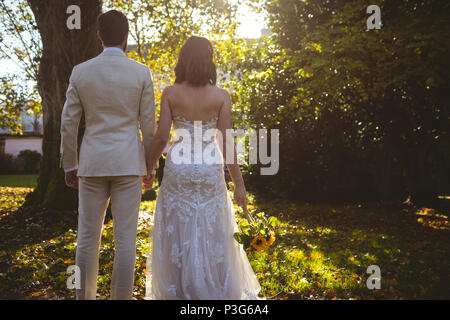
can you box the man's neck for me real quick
[103,46,124,52]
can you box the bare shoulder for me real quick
[162,84,176,97]
[215,86,231,104]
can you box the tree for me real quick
[0,76,40,134]
[2,0,251,209]
[23,0,244,209]
[0,0,41,133]
[105,0,243,103]
[239,0,449,203]
[26,0,103,209]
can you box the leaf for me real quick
[268,216,278,227]
[240,219,249,227]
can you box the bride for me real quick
[144,36,262,299]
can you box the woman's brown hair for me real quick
[174,36,217,87]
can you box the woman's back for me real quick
[167,83,227,122]
[164,82,225,191]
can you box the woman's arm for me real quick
[216,89,247,211]
[146,87,172,174]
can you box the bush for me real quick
[0,153,15,174]
[236,0,450,204]
[17,149,41,174]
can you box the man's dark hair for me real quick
[98,10,129,47]
[175,36,217,87]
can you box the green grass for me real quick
[0,175,38,188]
[0,187,448,299]
[242,200,449,299]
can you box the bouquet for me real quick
[234,207,279,251]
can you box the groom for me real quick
[60,10,156,299]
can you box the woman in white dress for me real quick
[144,36,262,300]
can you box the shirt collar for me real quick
[103,47,124,54]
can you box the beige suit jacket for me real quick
[60,50,156,177]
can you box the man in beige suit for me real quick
[60,10,155,300]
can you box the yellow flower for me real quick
[251,235,269,251]
[265,232,276,246]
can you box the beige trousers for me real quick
[75,175,142,300]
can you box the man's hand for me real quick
[143,171,155,190]
[65,169,79,189]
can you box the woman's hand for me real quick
[142,170,155,190]
[233,183,247,212]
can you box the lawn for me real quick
[0,175,38,188]
[0,186,448,299]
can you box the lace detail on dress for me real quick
[172,115,219,124]
[145,117,262,300]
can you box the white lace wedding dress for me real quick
[145,116,262,300]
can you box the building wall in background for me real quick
[0,111,43,157]
[3,137,42,157]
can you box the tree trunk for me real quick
[26,0,102,209]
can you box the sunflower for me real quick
[250,235,270,251]
[265,232,276,246]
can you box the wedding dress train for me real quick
[145,116,262,299]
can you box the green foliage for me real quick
[105,0,242,106]
[0,0,40,81]
[0,77,41,134]
[0,150,40,174]
[0,153,15,174]
[234,206,280,250]
[238,0,450,203]
[17,149,41,174]
[0,0,42,132]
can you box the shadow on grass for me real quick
[0,187,144,300]
[1,186,449,300]
[0,187,78,299]
[252,199,449,299]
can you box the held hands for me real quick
[143,170,156,190]
[65,169,79,189]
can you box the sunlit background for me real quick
[0,0,448,301]
[235,2,266,38]
[0,2,266,76]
